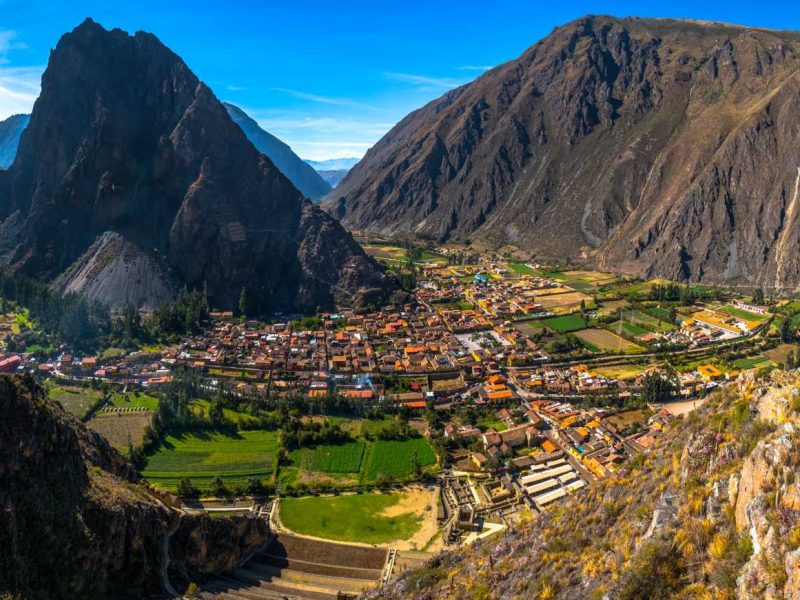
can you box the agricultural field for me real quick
[363,438,437,482]
[558,270,620,293]
[191,399,263,426]
[535,291,593,312]
[289,441,366,474]
[539,314,588,333]
[514,320,545,337]
[278,491,427,545]
[765,343,799,365]
[732,355,774,370]
[574,328,644,354]
[645,306,673,321]
[142,429,279,492]
[88,412,153,450]
[47,384,104,418]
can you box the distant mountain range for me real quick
[224,103,332,202]
[324,15,800,291]
[0,19,394,312]
[305,158,360,189]
[0,114,29,169]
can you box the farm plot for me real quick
[88,412,153,450]
[535,291,593,312]
[732,355,774,370]
[514,320,545,337]
[364,438,437,482]
[142,429,279,492]
[47,385,104,418]
[560,270,620,292]
[574,328,643,353]
[279,492,424,545]
[539,314,588,333]
[289,441,366,474]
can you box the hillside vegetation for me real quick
[375,371,800,599]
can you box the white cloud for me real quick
[270,87,384,112]
[0,66,41,120]
[0,30,27,64]
[383,71,465,89]
[226,85,247,92]
[457,65,494,72]
[231,107,395,161]
[0,30,40,120]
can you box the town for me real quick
[2,240,798,598]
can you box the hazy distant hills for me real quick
[324,15,800,290]
[0,19,394,312]
[0,114,29,169]
[224,103,332,202]
[306,158,360,189]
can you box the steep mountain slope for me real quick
[0,19,393,312]
[0,374,269,599]
[0,114,29,169]
[324,16,800,291]
[375,372,800,600]
[224,103,332,202]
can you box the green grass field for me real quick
[717,304,768,322]
[611,320,649,337]
[142,429,279,492]
[279,493,423,544]
[47,385,104,418]
[363,438,437,481]
[108,392,159,411]
[539,314,588,333]
[289,441,366,473]
[646,306,672,321]
[508,262,537,276]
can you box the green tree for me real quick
[238,286,249,317]
[752,288,765,305]
[212,475,227,497]
[177,477,197,498]
[641,370,678,404]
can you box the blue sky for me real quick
[1,0,799,160]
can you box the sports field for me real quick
[539,314,587,333]
[279,492,424,544]
[142,429,279,491]
[574,328,643,353]
[717,304,768,322]
[610,320,649,337]
[289,441,366,474]
[363,438,437,481]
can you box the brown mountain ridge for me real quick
[0,19,395,312]
[324,15,800,290]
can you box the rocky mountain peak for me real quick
[0,20,395,312]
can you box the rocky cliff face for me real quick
[375,371,800,599]
[324,16,800,290]
[0,19,393,312]
[0,374,269,599]
[0,114,29,169]
[224,103,332,202]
